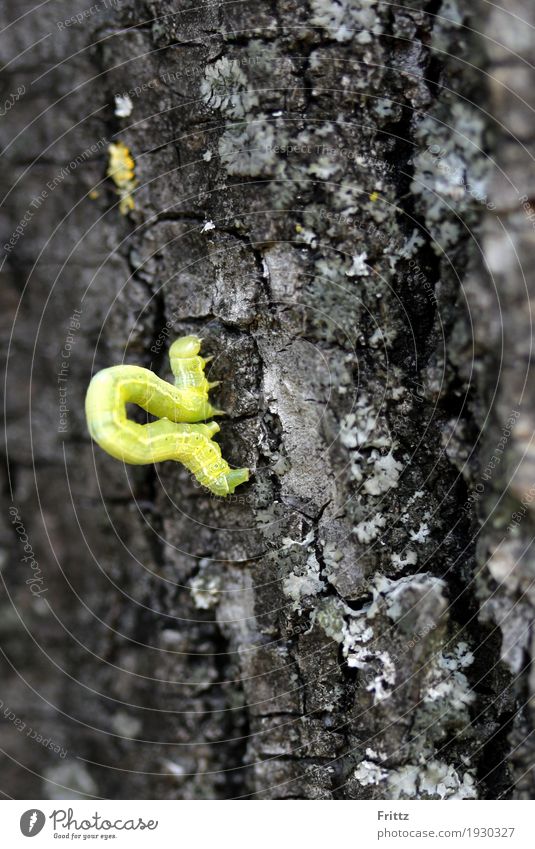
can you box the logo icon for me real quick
[20,810,46,837]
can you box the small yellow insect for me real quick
[85,336,250,497]
[107,141,137,214]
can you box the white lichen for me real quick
[409,522,430,544]
[282,530,315,549]
[342,613,374,658]
[190,572,221,609]
[310,0,383,44]
[339,397,390,450]
[369,327,395,348]
[283,551,326,608]
[308,157,341,180]
[345,251,370,277]
[366,651,396,701]
[114,94,133,117]
[364,452,403,495]
[376,573,445,622]
[423,642,475,711]
[339,398,402,492]
[390,549,418,569]
[341,609,396,703]
[388,760,476,800]
[353,512,386,543]
[399,228,426,259]
[353,760,388,786]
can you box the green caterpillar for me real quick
[85,336,249,496]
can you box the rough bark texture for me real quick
[0,0,533,800]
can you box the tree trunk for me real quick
[1,0,533,800]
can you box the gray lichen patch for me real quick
[189,560,222,610]
[311,566,477,790]
[316,572,448,675]
[338,395,403,494]
[283,549,326,609]
[352,758,476,800]
[310,0,383,44]
[218,118,279,176]
[201,58,259,118]
[43,761,98,800]
[411,100,491,252]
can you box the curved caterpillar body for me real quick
[85,336,249,497]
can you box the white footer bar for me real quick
[4,799,534,848]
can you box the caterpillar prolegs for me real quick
[85,336,249,496]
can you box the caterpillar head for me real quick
[212,468,250,497]
[169,335,202,374]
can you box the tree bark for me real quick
[0,0,533,800]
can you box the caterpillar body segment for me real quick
[168,336,224,422]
